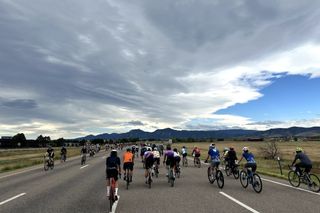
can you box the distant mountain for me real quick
[75,126,320,141]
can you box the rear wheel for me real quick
[240,171,248,188]
[252,173,263,193]
[170,170,174,187]
[207,167,214,184]
[109,188,115,212]
[288,171,300,187]
[308,174,320,192]
[216,170,224,189]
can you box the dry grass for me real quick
[0,147,81,173]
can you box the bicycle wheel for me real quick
[216,170,224,189]
[288,171,300,187]
[126,171,130,190]
[225,165,231,176]
[109,188,114,212]
[44,161,49,171]
[240,170,248,188]
[155,167,159,178]
[207,167,214,184]
[148,174,152,189]
[252,173,263,193]
[308,174,320,192]
[197,159,201,168]
[170,170,174,187]
[233,166,240,179]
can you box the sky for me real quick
[0,0,320,139]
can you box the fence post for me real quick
[277,156,283,175]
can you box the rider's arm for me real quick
[291,154,298,166]
[238,156,243,164]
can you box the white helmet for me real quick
[242,147,249,152]
[147,147,152,151]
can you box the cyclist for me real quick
[45,146,55,166]
[238,147,257,173]
[173,148,181,167]
[123,147,134,182]
[222,147,229,166]
[205,144,220,172]
[181,146,187,162]
[60,146,67,162]
[131,145,136,157]
[143,147,154,183]
[106,150,121,199]
[140,145,147,161]
[291,147,312,175]
[163,145,175,177]
[192,146,201,165]
[225,147,238,170]
[153,147,161,171]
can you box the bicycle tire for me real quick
[197,159,201,168]
[44,162,49,171]
[288,171,300,187]
[207,167,214,184]
[240,170,248,188]
[126,170,130,190]
[170,170,174,187]
[109,186,115,212]
[216,170,224,189]
[252,173,263,193]
[308,174,320,192]
[225,165,231,176]
[233,167,240,179]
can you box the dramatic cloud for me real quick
[0,0,320,138]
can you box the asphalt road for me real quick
[0,151,319,213]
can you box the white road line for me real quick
[0,193,26,206]
[262,178,320,196]
[110,195,120,213]
[219,192,260,213]
[80,165,89,169]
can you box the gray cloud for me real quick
[124,120,145,126]
[0,0,320,138]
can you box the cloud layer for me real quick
[1,0,320,138]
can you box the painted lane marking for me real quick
[262,178,320,196]
[219,192,260,213]
[0,193,26,206]
[110,195,120,213]
[80,165,89,169]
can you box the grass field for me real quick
[173,141,320,178]
[0,147,82,173]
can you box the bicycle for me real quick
[207,163,224,188]
[182,156,188,167]
[225,162,240,179]
[175,163,181,178]
[194,156,201,168]
[81,154,86,165]
[44,156,54,171]
[288,165,320,192]
[124,169,132,190]
[240,167,262,193]
[60,153,66,163]
[168,167,175,187]
[153,164,159,178]
[108,177,117,212]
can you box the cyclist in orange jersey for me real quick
[123,147,134,182]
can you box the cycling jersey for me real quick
[181,148,187,154]
[123,152,134,163]
[193,148,200,155]
[144,151,154,159]
[208,148,220,161]
[106,156,121,170]
[242,152,256,163]
[226,150,237,161]
[293,152,312,165]
[164,150,174,158]
[153,150,160,158]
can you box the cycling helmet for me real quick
[173,148,178,152]
[242,147,249,152]
[209,143,215,149]
[182,146,186,148]
[154,147,158,151]
[111,149,117,153]
[296,147,303,152]
[229,147,234,151]
[147,147,152,151]
[126,147,131,152]
[224,147,229,152]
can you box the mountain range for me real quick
[77,126,320,140]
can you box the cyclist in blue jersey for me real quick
[106,150,121,199]
[238,147,257,172]
[205,144,220,172]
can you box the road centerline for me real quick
[219,192,260,213]
[0,193,27,206]
[110,195,120,213]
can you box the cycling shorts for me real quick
[245,163,257,172]
[175,156,181,165]
[166,157,175,168]
[123,162,134,171]
[154,158,160,165]
[182,153,187,158]
[145,158,154,169]
[194,153,200,158]
[211,160,220,168]
[106,169,119,181]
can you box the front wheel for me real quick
[44,161,49,171]
[252,173,263,193]
[240,171,248,188]
[308,174,320,192]
[225,165,231,176]
[233,167,240,179]
[288,171,300,187]
[216,170,224,189]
